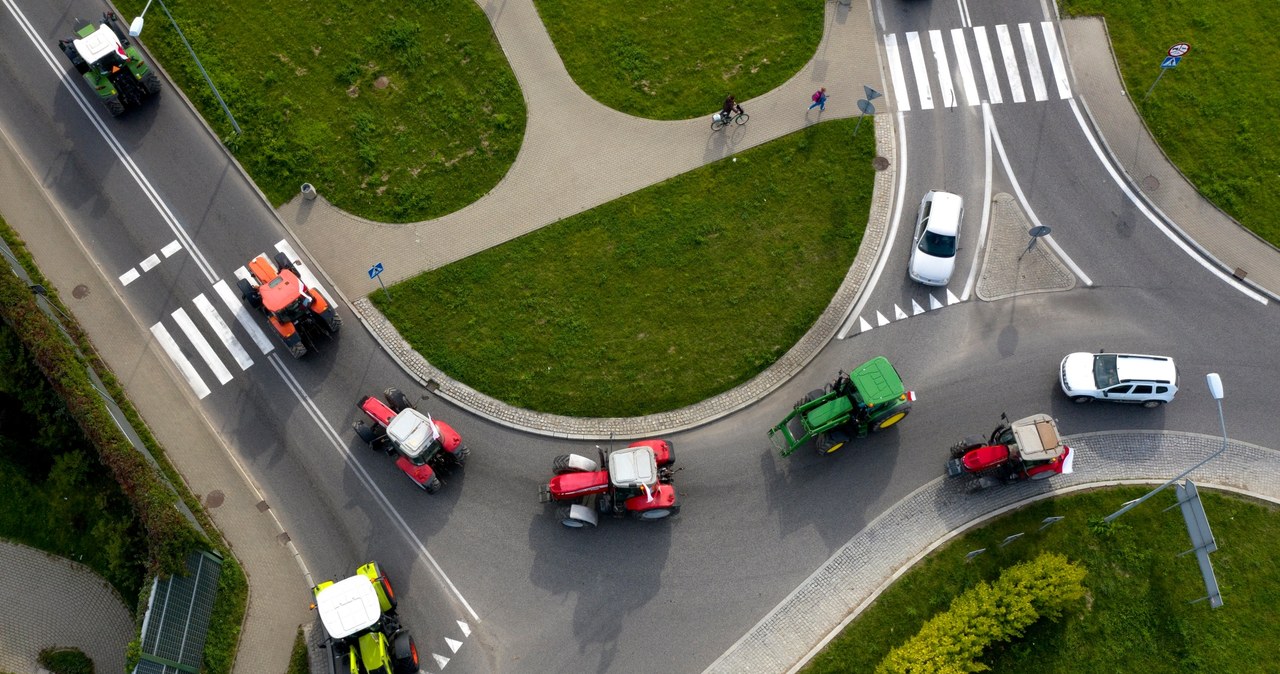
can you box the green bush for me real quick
[877,553,1087,673]
[37,647,94,674]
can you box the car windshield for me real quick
[918,231,957,257]
[1093,354,1119,388]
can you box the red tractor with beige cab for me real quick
[946,413,1074,489]
[236,252,341,358]
[539,439,678,527]
[354,388,468,494]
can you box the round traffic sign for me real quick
[1028,225,1052,238]
[1168,43,1190,57]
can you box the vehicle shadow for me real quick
[525,508,673,672]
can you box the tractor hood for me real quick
[315,575,381,638]
[73,25,125,66]
[387,408,440,459]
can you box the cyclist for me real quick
[720,94,744,121]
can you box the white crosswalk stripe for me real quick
[172,307,233,385]
[885,22,1071,111]
[150,322,210,399]
[193,293,254,371]
[213,279,275,355]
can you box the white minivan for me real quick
[908,190,964,286]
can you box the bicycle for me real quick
[711,108,749,131]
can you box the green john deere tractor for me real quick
[58,12,161,116]
[769,356,915,456]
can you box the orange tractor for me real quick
[236,252,341,358]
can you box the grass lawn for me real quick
[0,322,147,601]
[534,0,823,119]
[286,628,311,674]
[375,120,875,417]
[112,0,524,223]
[806,487,1280,673]
[1061,0,1280,247]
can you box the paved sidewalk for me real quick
[279,0,885,295]
[1063,17,1280,302]
[704,431,1280,673]
[0,541,133,674]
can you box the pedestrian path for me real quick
[705,431,1280,673]
[0,541,132,673]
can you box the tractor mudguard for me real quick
[434,419,463,452]
[395,455,436,488]
[624,483,677,513]
[628,439,674,466]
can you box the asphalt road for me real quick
[0,0,1277,673]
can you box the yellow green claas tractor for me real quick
[57,12,160,116]
[312,562,419,674]
[769,356,915,456]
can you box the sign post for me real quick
[368,262,390,302]
[853,86,882,137]
[1143,43,1190,103]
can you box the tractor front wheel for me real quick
[384,388,413,413]
[816,433,845,455]
[557,507,592,528]
[390,630,419,674]
[450,446,470,467]
[419,475,442,494]
[949,435,986,459]
[871,407,910,432]
[353,421,384,447]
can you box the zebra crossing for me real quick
[884,21,1071,111]
[146,240,333,399]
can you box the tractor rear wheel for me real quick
[552,454,585,474]
[949,435,986,459]
[557,507,591,528]
[871,407,910,432]
[104,95,124,116]
[390,630,419,674]
[142,71,161,95]
[634,508,672,521]
[419,475,442,494]
[384,388,413,413]
[353,421,384,446]
[273,251,297,275]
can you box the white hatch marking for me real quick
[212,279,275,355]
[445,637,462,653]
[194,293,253,371]
[875,310,890,327]
[172,307,232,385]
[432,653,450,669]
[161,240,183,257]
[1019,22,1048,101]
[911,299,926,315]
[894,304,908,320]
[904,32,934,110]
[150,322,210,399]
[457,621,471,637]
[946,289,962,305]
[995,25,1026,103]
[929,294,944,310]
[858,316,873,333]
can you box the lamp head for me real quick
[128,16,144,37]
[1206,373,1224,401]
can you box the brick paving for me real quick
[0,541,133,674]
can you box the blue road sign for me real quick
[368,262,384,280]
[1161,56,1182,69]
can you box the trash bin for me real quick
[301,183,317,201]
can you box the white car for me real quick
[1059,352,1179,407]
[908,190,963,286]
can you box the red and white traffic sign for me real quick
[1168,43,1190,57]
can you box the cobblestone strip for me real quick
[353,114,899,439]
[703,431,1280,674]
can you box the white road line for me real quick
[139,254,161,272]
[858,317,873,333]
[194,293,254,371]
[232,265,255,283]
[212,280,276,355]
[962,103,995,302]
[172,308,233,385]
[905,32,935,110]
[1040,22,1072,99]
[150,323,210,399]
[275,240,336,306]
[956,0,971,27]
[972,26,1003,104]
[911,299,926,315]
[1019,23,1048,102]
[894,304,908,320]
[161,240,183,257]
[1066,100,1266,303]
[995,25,1026,103]
[0,0,219,283]
[987,113,1093,285]
[929,294,943,310]
[875,310,890,326]
[928,30,957,108]
[950,29,981,106]
[946,289,962,305]
[884,34,912,112]
[119,268,140,286]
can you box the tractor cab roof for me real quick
[73,25,124,65]
[1009,413,1066,462]
[608,445,657,489]
[314,575,381,639]
[848,356,906,407]
[260,270,307,313]
[386,408,439,459]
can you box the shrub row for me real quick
[877,552,1087,673]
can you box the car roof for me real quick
[923,191,962,236]
[1112,353,1176,383]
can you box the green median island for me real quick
[805,487,1280,673]
[114,0,525,223]
[375,120,877,417]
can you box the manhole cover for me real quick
[872,156,890,171]
[1142,175,1160,191]
[205,490,225,508]
[72,284,90,299]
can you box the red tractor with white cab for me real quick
[353,388,469,494]
[946,413,1074,489]
[539,439,678,527]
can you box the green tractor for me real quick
[769,356,916,456]
[58,12,161,116]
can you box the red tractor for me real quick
[946,413,1074,489]
[236,252,341,358]
[538,440,678,527]
[353,388,469,494]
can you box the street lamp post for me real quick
[1104,373,1227,523]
